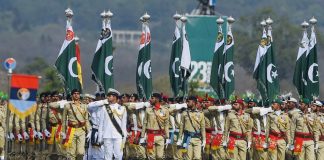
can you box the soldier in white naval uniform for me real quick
[87,88,127,160]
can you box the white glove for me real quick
[58,100,69,108]
[176,140,182,146]
[33,130,37,138]
[315,143,319,150]
[288,144,294,150]
[165,139,171,148]
[263,143,268,149]
[9,133,15,141]
[86,132,91,142]
[139,138,145,144]
[143,102,151,108]
[60,132,66,140]
[135,102,145,110]
[17,134,23,141]
[44,129,51,138]
[222,141,227,147]
[218,105,232,112]
[202,141,206,150]
[36,132,43,140]
[102,99,109,105]
[247,141,252,150]
[23,131,29,140]
[260,107,273,116]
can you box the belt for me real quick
[49,122,62,127]
[147,129,164,135]
[295,132,313,139]
[184,130,201,138]
[169,129,179,132]
[205,128,215,133]
[229,131,245,140]
[68,121,85,128]
[269,130,285,139]
[131,127,142,131]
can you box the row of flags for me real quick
[293,19,319,99]
[52,8,319,103]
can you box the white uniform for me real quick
[87,101,127,160]
[85,100,106,160]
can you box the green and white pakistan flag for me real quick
[293,29,309,97]
[210,22,225,99]
[55,19,82,93]
[169,20,182,97]
[222,24,235,99]
[91,17,114,93]
[253,28,279,101]
[305,26,319,98]
[136,22,152,100]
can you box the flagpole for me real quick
[4,68,12,159]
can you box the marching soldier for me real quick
[61,89,91,160]
[314,101,323,160]
[124,93,147,160]
[140,93,170,160]
[0,97,7,160]
[266,99,291,160]
[223,99,253,160]
[243,101,267,160]
[288,97,319,160]
[177,96,206,160]
[201,97,216,159]
[47,91,66,159]
[88,88,127,160]
[207,100,232,160]
[35,92,51,159]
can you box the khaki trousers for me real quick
[316,141,324,160]
[186,137,202,160]
[66,128,86,160]
[268,139,286,160]
[147,135,164,160]
[297,140,315,160]
[233,139,247,160]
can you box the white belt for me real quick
[253,131,266,135]
[131,127,142,131]
[169,129,179,132]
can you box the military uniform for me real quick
[168,104,185,159]
[48,101,66,159]
[178,108,205,160]
[202,108,216,159]
[290,108,319,160]
[266,110,291,160]
[223,110,253,160]
[208,105,232,160]
[0,104,6,159]
[141,104,169,160]
[35,102,50,159]
[316,112,324,160]
[62,101,90,160]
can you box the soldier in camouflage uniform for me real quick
[314,100,323,160]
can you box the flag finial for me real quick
[100,11,107,19]
[106,10,114,18]
[227,16,235,24]
[180,16,187,23]
[301,21,309,29]
[266,17,273,25]
[65,8,73,19]
[216,17,224,25]
[173,12,181,20]
[309,16,317,25]
[260,20,267,27]
[74,36,79,42]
